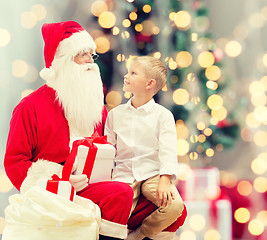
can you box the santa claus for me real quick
[4,21,133,240]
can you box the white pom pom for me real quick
[39,67,56,82]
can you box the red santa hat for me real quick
[40,21,96,81]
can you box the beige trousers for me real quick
[130,175,184,237]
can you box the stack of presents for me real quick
[175,165,232,240]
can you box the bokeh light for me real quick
[248,219,264,236]
[237,180,253,196]
[177,139,190,156]
[234,207,250,223]
[205,65,221,81]
[95,36,110,54]
[257,210,267,226]
[253,177,267,193]
[0,170,13,192]
[189,214,206,231]
[91,0,108,17]
[198,51,215,68]
[12,60,29,78]
[251,157,267,175]
[105,91,122,108]
[98,11,116,29]
[31,4,47,21]
[21,89,34,99]
[204,229,220,240]
[21,11,37,28]
[180,230,196,240]
[173,88,190,105]
[176,51,193,68]
[0,28,11,47]
[225,40,242,57]
[207,94,223,110]
[174,10,191,30]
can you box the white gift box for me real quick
[37,178,76,202]
[70,137,115,183]
[177,166,220,201]
[176,199,232,240]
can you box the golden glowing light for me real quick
[204,128,212,136]
[248,219,264,236]
[12,60,29,78]
[174,10,191,30]
[207,94,223,110]
[254,106,267,122]
[206,148,214,157]
[220,171,238,188]
[189,152,198,160]
[169,59,177,70]
[31,4,47,21]
[169,12,176,21]
[143,4,151,13]
[251,94,267,107]
[254,131,267,147]
[135,23,143,32]
[253,177,267,193]
[189,214,206,231]
[116,54,125,62]
[197,122,206,131]
[198,51,215,68]
[0,28,11,47]
[198,134,206,143]
[91,0,108,17]
[129,12,137,21]
[153,26,160,35]
[251,157,267,175]
[261,76,267,90]
[21,11,37,28]
[162,85,167,91]
[122,19,131,28]
[237,180,252,196]
[124,92,132,99]
[176,120,189,139]
[187,72,196,81]
[234,208,250,223]
[112,27,120,35]
[106,91,122,108]
[180,230,196,240]
[190,135,198,143]
[176,51,192,68]
[95,36,110,54]
[141,20,155,36]
[257,211,267,226]
[249,81,265,96]
[204,229,220,240]
[21,89,34,99]
[177,139,189,156]
[153,52,161,59]
[98,11,116,29]
[211,107,227,121]
[205,65,221,81]
[121,31,130,39]
[173,88,190,105]
[206,80,218,90]
[191,32,198,41]
[225,40,242,57]
[191,96,201,105]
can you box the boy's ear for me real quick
[146,79,156,90]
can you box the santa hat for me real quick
[40,21,96,81]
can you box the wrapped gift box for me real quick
[177,166,220,201]
[37,178,76,202]
[70,137,115,183]
[176,199,232,240]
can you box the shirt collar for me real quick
[126,98,155,112]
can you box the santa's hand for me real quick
[69,174,88,192]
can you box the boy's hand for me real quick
[156,175,175,207]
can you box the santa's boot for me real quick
[99,235,124,240]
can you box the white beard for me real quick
[47,60,104,137]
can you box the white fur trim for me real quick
[20,159,63,194]
[39,67,56,82]
[100,219,128,239]
[149,231,176,240]
[56,30,96,58]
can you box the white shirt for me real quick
[104,98,179,184]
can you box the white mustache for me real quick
[79,63,99,72]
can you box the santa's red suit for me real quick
[4,84,134,239]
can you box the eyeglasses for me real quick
[75,52,99,60]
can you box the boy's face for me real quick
[123,62,149,94]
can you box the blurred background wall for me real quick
[0,0,266,239]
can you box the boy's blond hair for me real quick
[128,56,167,93]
